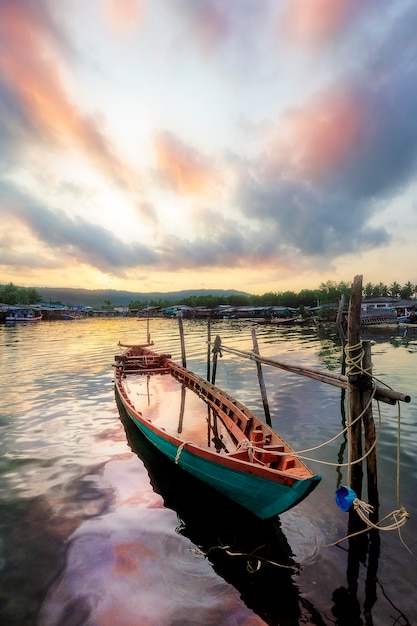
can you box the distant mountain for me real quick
[37,287,250,307]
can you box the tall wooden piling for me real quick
[251,328,272,426]
[178,313,187,368]
[362,341,379,520]
[346,275,367,592]
[347,274,364,499]
[146,309,151,345]
[211,335,222,386]
[346,274,379,513]
[207,315,211,382]
[346,275,381,599]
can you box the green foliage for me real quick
[364,282,374,297]
[317,281,351,304]
[252,292,280,306]
[128,300,144,309]
[296,289,318,307]
[389,281,401,297]
[2,280,417,311]
[372,282,389,297]
[400,282,414,299]
[0,282,42,305]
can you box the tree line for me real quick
[0,283,43,306]
[128,280,417,311]
[1,280,416,308]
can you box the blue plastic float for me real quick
[335,485,357,512]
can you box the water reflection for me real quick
[117,396,328,626]
[1,318,416,625]
[0,465,115,625]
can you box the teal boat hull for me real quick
[126,409,320,519]
[115,344,321,520]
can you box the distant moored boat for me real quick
[6,309,42,324]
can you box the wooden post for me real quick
[177,385,186,433]
[207,315,211,382]
[346,277,380,514]
[362,340,379,520]
[178,313,186,368]
[363,336,381,616]
[251,328,272,426]
[347,276,371,597]
[347,274,364,500]
[338,276,382,605]
[211,335,222,385]
[346,275,369,589]
[146,309,151,345]
[336,294,346,349]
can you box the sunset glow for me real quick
[1,0,416,294]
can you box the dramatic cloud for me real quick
[279,0,367,47]
[0,182,157,276]
[233,4,417,261]
[153,132,220,196]
[237,175,389,257]
[1,0,416,291]
[0,0,140,193]
[266,91,362,181]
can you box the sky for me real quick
[1,0,417,295]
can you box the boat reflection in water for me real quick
[117,396,327,626]
[114,344,321,520]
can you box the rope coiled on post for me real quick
[324,339,411,547]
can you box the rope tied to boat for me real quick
[235,439,271,464]
[175,441,199,464]
[175,442,188,464]
[235,439,256,463]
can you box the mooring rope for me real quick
[324,339,411,546]
[233,403,382,470]
[235,439,256,463]
[175,441,188,463]
[191,542,309,573]
[232,338,411,547]
[209,338,382,469]
[324,503,410,547]
[190,514,320,572]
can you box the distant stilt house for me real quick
[114,305,129,316]
[361,297,416,324]
[163,305,195,318]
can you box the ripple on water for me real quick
[39,496,262,626]
[1,318,417,625]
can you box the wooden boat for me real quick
[6,310,42,323]
[114,343,321,519]
[255,317,297,325]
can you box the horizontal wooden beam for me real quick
[208,342,411,405]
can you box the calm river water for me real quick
[1,317,416,625]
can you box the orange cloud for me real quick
[102,0,147,36]
[0,2,139,192]
[153,132,219,196]
[268,92,362,179]
[279,0,361,46]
